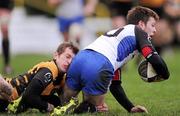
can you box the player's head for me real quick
[54,42,79,73]
[127,6,159,37]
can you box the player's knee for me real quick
[73,101,97,114]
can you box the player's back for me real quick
[85,24,138,70]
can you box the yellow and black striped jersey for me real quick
[5,60,65,100]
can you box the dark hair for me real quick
[127,6,159,25]
[56,42,79,55]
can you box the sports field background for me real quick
[0,47,179,116]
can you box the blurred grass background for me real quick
[0,47,179,115]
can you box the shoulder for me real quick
[121,24,136,35]
[31,61,59,78]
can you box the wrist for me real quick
[128,105,135,112]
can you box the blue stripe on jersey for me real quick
[117,36,136,62]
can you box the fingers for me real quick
[96,103,108,112]
[130,105,148,113]
[47,103,54,112]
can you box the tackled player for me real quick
[0,42,79,113]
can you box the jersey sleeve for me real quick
[135,26,156,58]
[135,26,170,79]
[112,69,121,81]
[110,69,134,112]
[21,68,53,112]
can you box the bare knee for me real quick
[83,93,105,106]
[60,84,79,104]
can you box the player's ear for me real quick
[53,52,58,59]
[138,20,145,30]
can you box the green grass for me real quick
[0,47,180,116]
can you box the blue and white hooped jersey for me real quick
[85,24,169,81]
[85,24,148,71]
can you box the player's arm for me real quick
[135,26,170,80]
[110,70,148,113]
[20,68,54,112]
[84,0,98,16]
[110,70,134,112]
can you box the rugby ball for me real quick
[138,60,164,82]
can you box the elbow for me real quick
[161,63,170,80]
[162,70,170,80]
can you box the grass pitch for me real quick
[0,47,180,116]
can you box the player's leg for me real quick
[76,93,108,113]
[73,100,97,114]
[77,50,113,113]
[83,93,105,107]
[60,83,79,105]
[57,17,70,42]
[51,84,79,115]
[51,96,79,116]
[69,16,84,47]
[0,9,12,74]
[60,50,94,105]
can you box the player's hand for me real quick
[47,103,54,112]
[96,102,108,112]
[130,105,148,113]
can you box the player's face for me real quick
[144,17,157,37]
[54,47,75,73]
